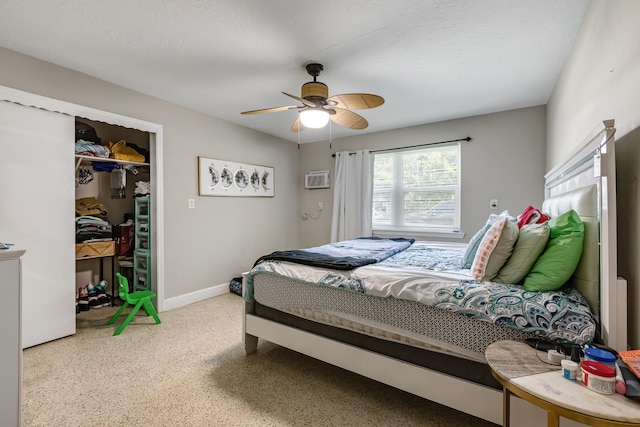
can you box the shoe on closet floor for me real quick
[78,286,90,312]
[89,294,101,309]
[86,281,96,297]
[96,280,110,307]
[86,281,101,309]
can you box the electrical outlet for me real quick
[318,202,323,211]
[188,198,195,209]
[489,199,499,210]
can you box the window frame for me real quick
[371,142,462,237]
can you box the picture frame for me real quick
[198,156,274,197]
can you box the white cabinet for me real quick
[0,101,76,348]
[0,248,26,427]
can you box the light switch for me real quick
[489,199,499,210]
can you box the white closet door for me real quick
[0,101,75,348]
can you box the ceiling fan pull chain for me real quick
[329,120,332,150]
[298,112,301,147]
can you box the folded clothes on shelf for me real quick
[76,215,112,243]
[134,180,150,196]
[109,140,145,163]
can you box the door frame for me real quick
[0,85,166,311]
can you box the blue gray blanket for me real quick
[253,237,415,270]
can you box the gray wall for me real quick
[547,0,640,348]
[298,106,547,248]
[0,46,299,300]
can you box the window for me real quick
[372,143,461,233]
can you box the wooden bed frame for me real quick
[243,120,624,425]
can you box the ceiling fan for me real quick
[240,63,384,132]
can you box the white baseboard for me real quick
[161,282,229,311]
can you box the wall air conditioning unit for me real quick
[305,170,330,189]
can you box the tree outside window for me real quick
[373,143,460,232]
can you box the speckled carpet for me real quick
[22,293,498,426]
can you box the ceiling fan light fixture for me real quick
[299,109,330,128]
[241,63,384,132]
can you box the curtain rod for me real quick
[330,137,471,157]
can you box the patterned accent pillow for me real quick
[461,211,514,269]
[471,217,519,280]
[493,222,550,284]
[461,222,493,269]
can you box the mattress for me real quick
[251,270,539,362]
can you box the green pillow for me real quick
[494,222,549,284]
[523,210,584,292]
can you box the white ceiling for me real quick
[0,0,589,143]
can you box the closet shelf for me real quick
[75,154,149,171]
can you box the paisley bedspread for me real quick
[246,241,596,345]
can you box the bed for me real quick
[242,120,623,425]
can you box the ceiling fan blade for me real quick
[241,105,298,115]
[330,108,368,130]
[290,117,306,133]
[282,92,316,108]
[327,93,384,110]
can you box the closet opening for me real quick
[1,83,164,346]
[74,118,154,321]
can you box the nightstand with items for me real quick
[486,340,640,427]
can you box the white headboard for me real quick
[543,119,625,351]
[542,185,598,315]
